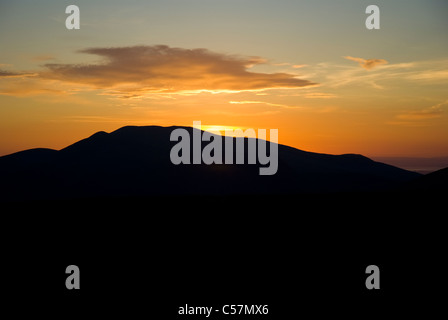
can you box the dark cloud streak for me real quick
[41,45,316,95]
[0,69,36,78]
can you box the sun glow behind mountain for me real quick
[0,1,447,159]
[200,125,246,135]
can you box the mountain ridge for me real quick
[0,125,425,201]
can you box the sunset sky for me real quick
[1,0,447,159]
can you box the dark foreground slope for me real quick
[404,167,448,191]
[1,126,445,317]
[0,125,420,201]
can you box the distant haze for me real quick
[372,157,448,174]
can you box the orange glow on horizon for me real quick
[200,125,246,135]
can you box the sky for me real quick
[0,0,447,158]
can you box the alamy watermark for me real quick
[170,121,278,176]
[65,5,80,30]
[65,265,80,290]
[64,5,380,30]
[365,265,380,289]
[365,5,380,30]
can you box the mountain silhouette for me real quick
[402,167,448,192]
[0,125,422,201]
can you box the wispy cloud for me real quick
[32,55,56,62]
[272,62,307,69]
[344,56,388,70]
[0,69,36,78]
[303,92,338,99]
[229,100,302,109]
[320,58,448,89]
[397,100,447,121]
[406,70,448,81]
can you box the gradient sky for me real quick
[1,0,447,158]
